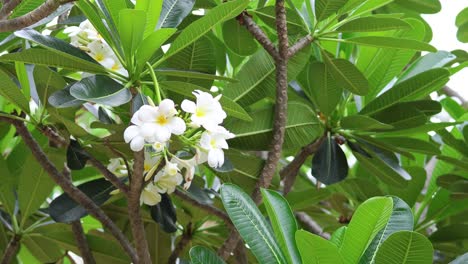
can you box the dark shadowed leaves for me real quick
[150,193,177,233]
[312,135,348,185]
[66,139,89,170]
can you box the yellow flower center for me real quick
[144,163,151,172]
[111,63,120,71]
[156,115,168,125]
[95,53,104,62]
[210,139,217,148]
[195,108,205,117]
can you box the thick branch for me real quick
[127,150,151,264]
[71,221,96,264]
[0,0,74,32]
[0,0,22,20]
[288,34,313,58]
[168,223,193,264]
[174,189,234,230]
[0,235,20,264]
[295,212,330,239]
[240,12,280,61]
[280,134,326,195]
[0,117,138,263]
[87,156,130,195]
[234,241,248,264]
[442,85,468,109]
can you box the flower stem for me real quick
[146,62,162,104]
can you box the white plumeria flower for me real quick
[87,40,114,68]
[199,126,235,168]
[131,100,186,143]
[144,151,161,172]
[124,125,146,151]
[140,183,161,206]
[165,162,179,176]
[153,141,166,152]
[153,168,183,194]
[64,20,100,47]
[181,90,227,131]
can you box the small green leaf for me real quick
[69,75,131,107]
[312,135,349,185]
[190,246,226,264]
[222,19,258,56]
[315,0,348,21]
[0,68,30,113]
[341,115,393,131]
[296,230,344,263]
[336,17,411,32]
[374,231,433,263]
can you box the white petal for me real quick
[130,136,145,151]
[155,127,171,142]
[140,123,158,139]
[124,125,139,143]
[181,100,196,113]
[199,132,212,150]
[141,190,161,206]
[168,117,186,135]
[158,99,175,115]
[208,148,224,168]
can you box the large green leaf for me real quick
[0,49,107,74]
[224,102,323,151]
[374,231,433,263]
[429,224,468,242]
[296,230,344,264]
[119,9,147,62]
[222,19,258,56]
[340,115,393,131]
[312,134,349,185]
[339,197,393,264]
[102,0,127,28]
[261,189,301,264]
[326,36,436,52]
[253,6,308,34]
[303,61,342,115]
[190,246,226,264]
[220,184,287,264]
[387,167,426,207]
[330,226,347,248]
[33,66,67,107]
[321,52,369,95]
[370,104,428,129]
[345,0,394,18]
[360,68,450,115]
[157,0,195,28]
[69,75,131,106]
[359,197,414,263]
[0,158,16,215]
[0,68,30,113]
[336,17,411,32]
[375,137,440,155]
[160,81,252,121]
[398,51,456,82]
[22,235,64,263]
[135,0,163,37]
[315,0,348,22]
[164,0,249,59]
[135,28,176,73]
[394,0,441,14]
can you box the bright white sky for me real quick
[423,0,468,100]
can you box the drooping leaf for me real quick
[222,19,258,56]
[261,189,301,264]
[221,184,287,264]
[33,66,67,107]
[150,193,177,233]
[374,231,433,264]
[190,246,226,264]
[296,230,344,264]
[336,17,411,32]
[69,75,131,107]
[312,135,349,185]
[339,197,393,264]
[48,85,85,108]
[157,0,195,28]
[66,140,89,170]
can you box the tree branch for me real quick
[280,134,326,195]
[0,234,20,264]
[0,117,138,263]
[87,156,130,195]
[0,0,75,32]
[442,85,468,109]
[288,34,313,58]
[239,12,280,61]
[168,222,193,264]
[295,212,330,239]
[70,221,96,264]
[174,188,234,230]
[127,150,151,264]
[0,0,22,20]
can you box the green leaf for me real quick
[190,246,226,264]
[119,9,147,62]
[160,81,252,121]
[341,115,393,131]
[315,0,348,21]
[157,0,195,28]
[330,226,347,248]
[324,36,437,52]
[376,137,440,155]
[360,68,450,115]
[164,0,249,60]
[370,104,428,129]
[48,86,85,108]
[312,134,349,185]
[430,224,468,242]
[296,230,344,264]
[336,17,411,32]
[345,0,394,18]
[150,193,177,233]
[156,68,236,82]
[33,66,67,107]
[339,197,393,264]
[135,0,163,37]
[0,49,107,74]
[261,189,301,264]
[221,184,287,264]
[69,75,131,107]
[374,231,433,263]
[394,0,441,14]
[359,197,414,263]
[253,6,307,34]
[66,140,89,170]
[436,156,468,172]
[0,68,30,113]
[456,7,468,27]
[49,178,115,223]
[135,28,176,73]
[388,167,426,207]
[225,102,323,151]
[22,236,64,263]
[398,51,456,82]
[303,61,342,115]
[321,52,369,95]
[222,19,258,56]
[0,158,16,215]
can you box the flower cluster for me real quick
[122,91,234,206]
[64,20,127,76]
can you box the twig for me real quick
[39,125,67,148]
[234,241,248,264]
[0,234,21,264]
[167,222,193,264]
[0,0,22,20]
[127,150,151,264]
[280,134,326,195]
[63,166,96,264]
[288,34,313,58]
[295,212,330,239]
[0,117,138,263]
[218,230,241,260]
[0,0,75,32]
[442,86,468,109]
[87,156,130,195]
[239,12,280,61]
[174,189,234,230]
